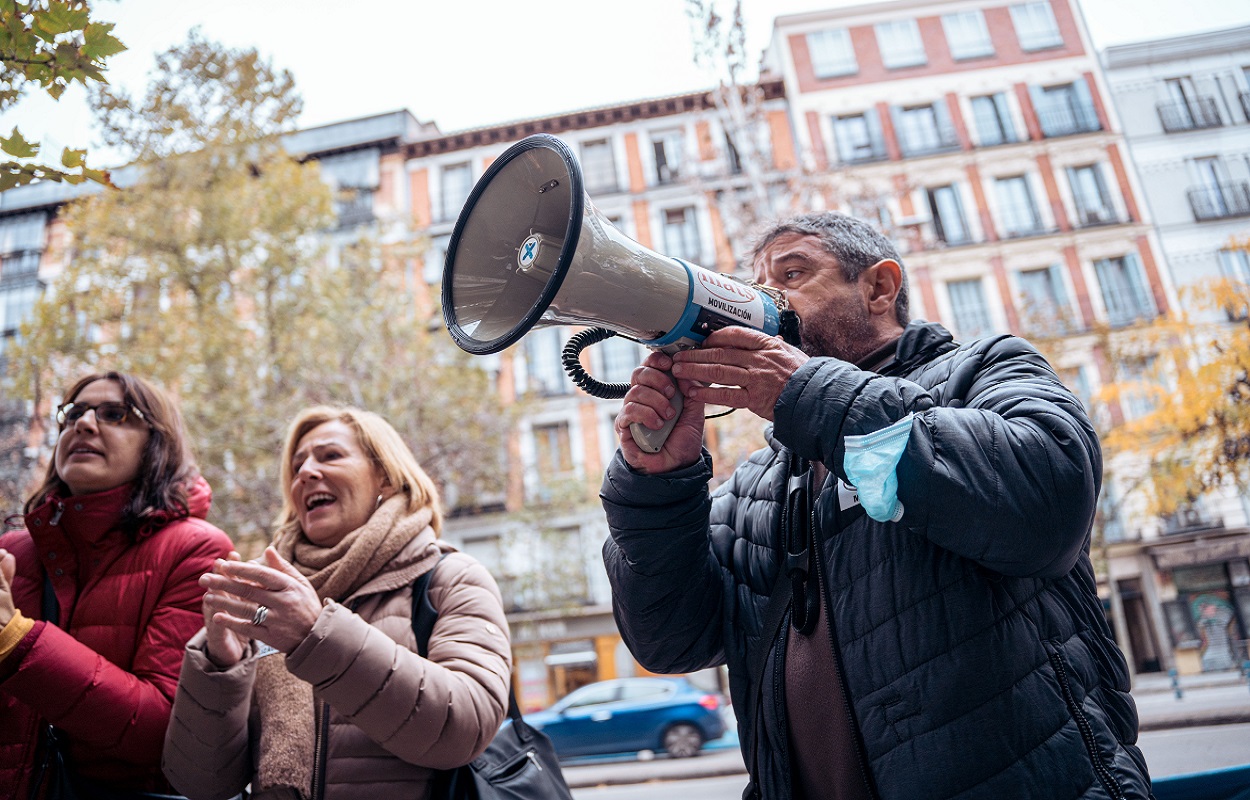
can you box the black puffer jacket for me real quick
[602,322,1152,799]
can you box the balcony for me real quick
[1187,182,1250,221]
[1241,92,1250,122]
[897,125,962,158]
[1074,204,1121,227]
[1037,106,1101,138]
[1161,505,1223,535]
[334,189,375,228]
[997,204,1050,239]
[1157,96,1224,132]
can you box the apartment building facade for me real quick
[1099,27,1250,679]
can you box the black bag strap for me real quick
[743,452,818,798]
[411,553,525,730]
[42,571,59,626]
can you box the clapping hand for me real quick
[199,547,321,663]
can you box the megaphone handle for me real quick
[629,390,683,454]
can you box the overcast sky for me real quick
[5,0,1249,168]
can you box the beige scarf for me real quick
[252,496,438,798]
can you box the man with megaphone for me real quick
[600,212,1151,799]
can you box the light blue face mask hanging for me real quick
[842,413,915,523]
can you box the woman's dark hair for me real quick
[24,371,199,536]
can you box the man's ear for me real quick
[865,259,902,317]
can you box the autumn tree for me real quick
[1098,264,1250,521]
[0,0,123,189]
[3,32,509,550]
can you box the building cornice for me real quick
[402,79,787,160]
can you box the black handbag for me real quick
[412,558,574,800]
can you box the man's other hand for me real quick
[672,327,809,422]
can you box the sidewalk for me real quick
[560,670,1250,789]
[1133,668,1250,731]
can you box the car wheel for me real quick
[662,723,704,758]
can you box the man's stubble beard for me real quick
[799,301,877,364]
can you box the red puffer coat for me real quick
[0,477,234,799]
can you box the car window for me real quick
[619,682,676,703]
[562,684,620,710]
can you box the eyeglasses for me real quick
[56,401,147,428]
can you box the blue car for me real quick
[524,677,727,759]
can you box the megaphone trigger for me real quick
[630,392,684,454]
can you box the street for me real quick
[568,723,1250,798]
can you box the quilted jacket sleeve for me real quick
[1,522,233,765]
[282,553,512,769]
[600,450,728,674]
[773,334,1100,579]
[161,631,257,800]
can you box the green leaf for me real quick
[0,127,39,158]
[61,146,85,168]
[81,166,112,187]
[82,22,126,60]
[36,2,89,36]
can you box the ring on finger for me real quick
[251,604,269,626]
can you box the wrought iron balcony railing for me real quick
[1157,95,1224,132]
[1188,182,1250,221]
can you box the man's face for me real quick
[752,232,877,363]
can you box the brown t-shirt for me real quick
[784,462,872,800]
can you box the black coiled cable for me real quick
[562,327,630,399]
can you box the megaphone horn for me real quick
[442,133,794,453]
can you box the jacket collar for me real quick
[26,475,213,546]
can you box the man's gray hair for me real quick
[749,212,910,325]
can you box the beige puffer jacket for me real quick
[162,537,512,800]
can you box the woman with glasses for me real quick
[0,372,234,799]
[162,406,512,800]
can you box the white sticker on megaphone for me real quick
[688,265,767,328]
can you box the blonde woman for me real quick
[164,406,511,800]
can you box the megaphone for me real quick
[442,133,793,453]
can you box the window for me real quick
[832,111,887,163]
[1187,157,1250,220]
[0,278,41,340]
[1119,355,1160,420]
[1010,1,1063,51]
[1158,77,1222,132]
[598,336,645,385]
[580,139,618,193]
[0,212,46,355]
[894,102,958,156]
[318,149,379,228]
[970,93,1017,146]
[1032,81,1100,137]
[662,207,701,263]
[1017,265,1072,332]
[1068,164,1115,225]
[926,185,971,245]
[994,175,1044,236]
[942,11,994,60]
[532,422,573,477]
[652,129,685,184]
[524,327,571,395]
[1095,254,1156,326]
[440,162,473,222]
[947,278,993,339]
[875,20,926,69]
[1218,248,1250,283]
[807,28,858,78]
